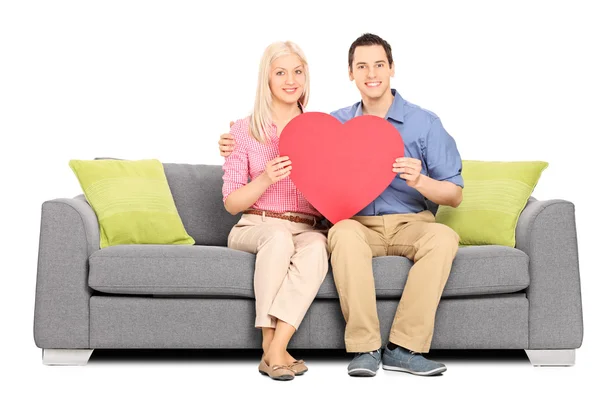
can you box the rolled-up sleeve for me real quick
[423,117,464,188]
[222,120,249,203]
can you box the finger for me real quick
[274,160,292,168]
[278,170,292,180]
[275,166,292,176]
[276,165,292,174]
[396,157,419,166]
[229,121,234,127]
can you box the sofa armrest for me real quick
[33,195,100,349]
[515,198,583,349]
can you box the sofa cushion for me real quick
[89,245,256,297]
[435,160,548,247]
[68,159,195,248]
[88,244,529,299]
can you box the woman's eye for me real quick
[277,71,284,75]
[295,70,303,74]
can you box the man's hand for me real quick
[219,121,236,157]
[393,157,423,188]
[261,156,292,185]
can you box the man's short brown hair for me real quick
[348,33,394,71]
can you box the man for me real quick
[218,33,463,377]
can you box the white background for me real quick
[1,0,598,398]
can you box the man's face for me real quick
[349,45,395,102]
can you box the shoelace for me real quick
[355,350,379,359]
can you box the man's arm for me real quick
[413,175,462,208]
[394,116,464,208]
[393,157,463,207]
[219,121,236,157]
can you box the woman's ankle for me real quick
[265,347,286,363]
[262,341,272,355]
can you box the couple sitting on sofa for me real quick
[219,33,464,381]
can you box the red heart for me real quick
[279,112,404,224]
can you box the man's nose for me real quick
[367,67,376,79]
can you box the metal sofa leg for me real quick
[42,349,94,366]
[525,349,575,366]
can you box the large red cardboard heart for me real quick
[279,112,404,224]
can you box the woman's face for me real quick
[269,54,306,106]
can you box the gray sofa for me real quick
[33,163,584,366]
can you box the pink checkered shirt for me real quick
[222,116,322,218]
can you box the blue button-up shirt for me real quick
[330,89,464,216]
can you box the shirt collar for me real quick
[269,102,306,138]
[353,88,405,123]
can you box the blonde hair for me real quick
[250,41,310,143]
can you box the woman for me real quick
[221,41,329,381]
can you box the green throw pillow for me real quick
[435,160,548,247]
[69,159,195,248]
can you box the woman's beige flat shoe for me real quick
[289,359,308,375]
[259,358,295,381]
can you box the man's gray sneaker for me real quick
[382,345,447,376]
[347,349,381,377]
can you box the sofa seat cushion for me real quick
[318,245,529,298]
[88,244,529,298]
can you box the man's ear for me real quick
[391,62,395,78]
[348,66,354,81]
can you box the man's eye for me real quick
[377,63,384,67]
[358,65,364,69]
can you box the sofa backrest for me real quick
[162,163,447,247]
[163,163,240,247]
[85,161,447,247]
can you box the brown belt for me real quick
[243,209,318,226]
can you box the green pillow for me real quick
[69,159,195,248]
[435,160,548,247]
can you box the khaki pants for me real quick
[228,212,329,330]
[327,210,459,353]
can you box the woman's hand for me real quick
[262,156,292,185]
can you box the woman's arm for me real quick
[222,121,292,215]
[224,156,292,215]
[224,173,272,215]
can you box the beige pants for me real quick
[327,210,459,353]
[228,212,329,330]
